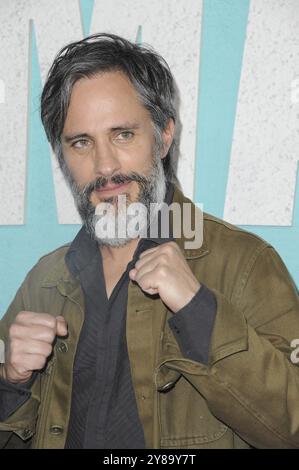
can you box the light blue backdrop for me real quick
[0,0,298,316]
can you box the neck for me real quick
[100,238,140,264]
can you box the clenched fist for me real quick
[129,241,201,313]
[1,311,67,384]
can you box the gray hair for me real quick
[40,32,178,184]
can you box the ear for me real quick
[161,119,175,159]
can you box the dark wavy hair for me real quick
[40,32,177,183]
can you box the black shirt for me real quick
[0,186,217,448]
[64,227,150,448]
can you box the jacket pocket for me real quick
[158,375,229,448]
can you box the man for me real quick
[0,33,299,449]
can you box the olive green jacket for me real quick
[0,188,299,449]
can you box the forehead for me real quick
[64,71,151,130]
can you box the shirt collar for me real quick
[65,182,175,277]
[42,185,209,289]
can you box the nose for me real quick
[93,141,121,178]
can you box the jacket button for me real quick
[23,428,32,439]
[50,425,64,435]
[56,341,68,353]
[158,381,175,392]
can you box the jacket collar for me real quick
[41,255,78,291]
[171,186,209,260]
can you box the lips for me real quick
[95,181,131,195]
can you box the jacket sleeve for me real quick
[0,281,41,447]
[167,284,217,364]
[158,245,299,448]
[0,375,34,421]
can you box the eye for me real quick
[72,139,90,149]
[115,131,134,141]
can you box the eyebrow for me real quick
[63,123,141,143]
[63,133,90,144]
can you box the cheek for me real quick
[125,139,155,168]
[64,155,94,185]
[128,151,155,177]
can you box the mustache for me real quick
[81,172,149,198]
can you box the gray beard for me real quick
[61,153,167,247]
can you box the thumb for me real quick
[56,316,68,337]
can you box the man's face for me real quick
[61,71,174,245]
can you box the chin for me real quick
[95,236,135,247]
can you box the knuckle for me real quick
[135,259,142,269]
[44,316,56,329]
[158,266,168,278]
[138,274,147,286]
[36,356,47,370]
[168,241,178,251]
[9,339,19,356]
[16,311,29,322]
[169,240,178,247]
[10,354,21,370]
[160,254,168,264]
[8,323,19,338]
[43,343,53,357]
[162,243,174,255]
[43,328,56,343]
[24,355,44,372]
